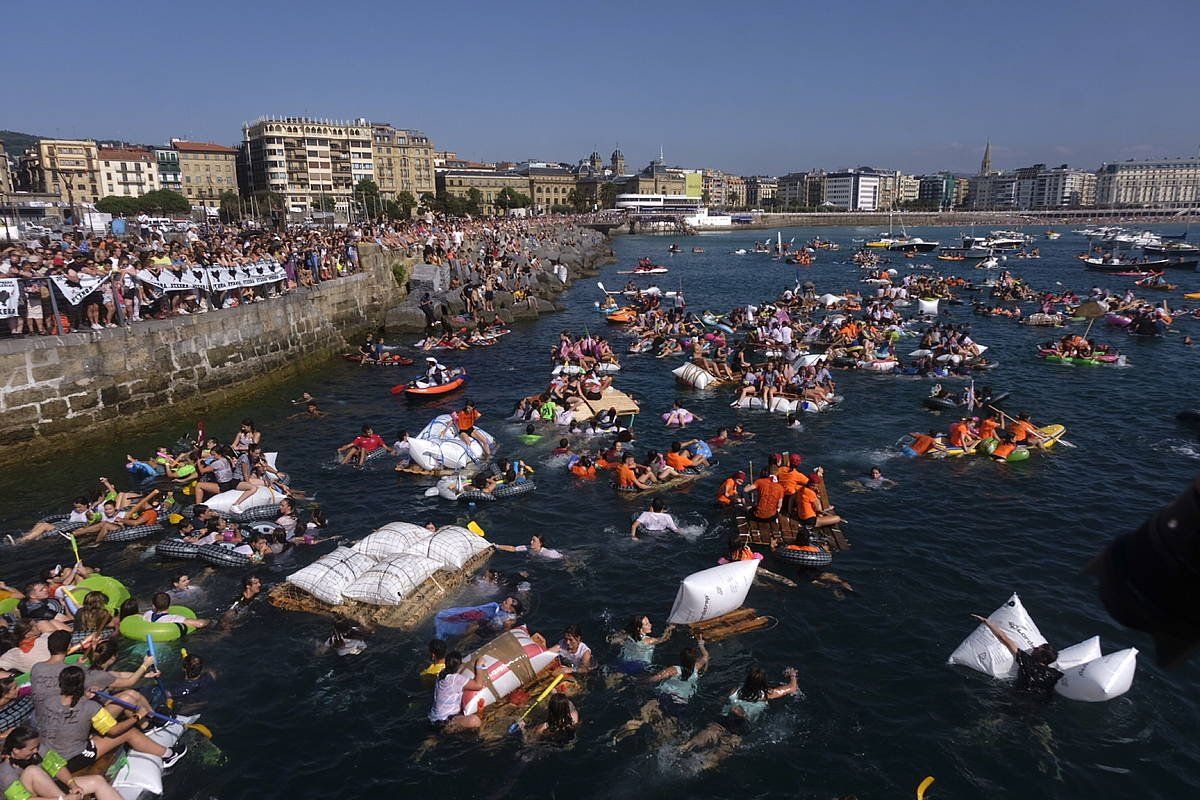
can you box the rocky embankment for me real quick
[384,225,614,332]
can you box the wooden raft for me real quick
[268,548,493,629]
[569,387,640,422]
[689,607,771,643]
[736,512,851,552]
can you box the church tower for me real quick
[979,140,993,175]
[611,147,626,175]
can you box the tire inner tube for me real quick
[106,524,165,543]
[155,538,200,560]
[197,543,252,567]
[119,605,197,642]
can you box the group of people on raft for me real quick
[907,410,1046,461]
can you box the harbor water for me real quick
[3,225,1199,799]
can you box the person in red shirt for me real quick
[453,400,493,458]
[337,424,391,466]
[716,471,746,508]
[747,469,785,521]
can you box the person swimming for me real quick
[611,614,674,673]
[323,618,368,656]
[677,665,800,770]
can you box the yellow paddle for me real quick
[467,521,486,538]
[917,776,935,799]
[509,673,566,734]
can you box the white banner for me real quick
[51,274,111,306]
[0,279,19,318]
[136,261,286,293]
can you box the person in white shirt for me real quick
[429,651,486,733]
[496,534,564,560]
[632,498,680,539]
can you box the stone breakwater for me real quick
[384,225,614,332]
[0,245,409,463]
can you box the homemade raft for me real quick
[568,388,640,422]
[735,513,851,552]
[688,607,773,642]
[269,546,493,629]
[666,560,771,642]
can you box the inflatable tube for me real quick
[663,410,696,426]
[233,503,282,523]
[492,480,536,500]
[154,538,200,560]
[205,487,280,516]
[196,543,252,568]
[105,523,165,543]
[667,559,758,625]
[405,375,468,398]
[947,593,1046,679]
[248,521,283,536]
[458,626,559,716]
[1003,447,1030,463]
[119,605,197,642]
[75,575,132,614]
[774,542,832,568]
[1054,647,1138,702]
[0,694,33,731]
[0,597,19,615]
[457,489,495,503]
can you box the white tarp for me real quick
[341,554,442,605]
[286,546,376,605]
[352,522,432,560]
[667,559,759,625]
[404,525,491,569]
[1054,648,1138,702]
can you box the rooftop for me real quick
[97,147,153,162]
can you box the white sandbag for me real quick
[435,474,467,500]
[947,593,1047,679]
[341,554,442,605]
[459,626,559,715]
[1054,648,1138,702]
[667,559,759,625]
[352,522,432,560]
[673,363,715,389]
[818,293,844,307]
[408,437,487,471]
[404,525,491,569]
[205,486,280,515]
[286,546,377,605]
[1050,636,1102,672]
[918,298,939,316]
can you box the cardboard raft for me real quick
[268,548,493,629]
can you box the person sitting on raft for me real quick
[453,400,493,459]
[610,615,675,672]
[38,667,187,772]
[550,624,594,674]
[746,469,785,522]
[905,430,945,456]
[0,726,126,800]
[193,444,240,503]
[1006,411,1044,445]
[947,417,979,451]
[142,592,209,632]
[429,651,487,734]
[616,453,655,493]
[19,497,94,543]
[495,534,564,560]
[337,425,391,466]
[17,581,73,634]
[468,472,501,496]
[794,471,842,529]
[716,470,748,509]
[677,665,800,768]
[631,498,681,539]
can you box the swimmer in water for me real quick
[678,665,800,770]
[323,618,369,656]
[854,467,897,491]
[287,401,327,420]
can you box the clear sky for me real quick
[7,0,1199,175]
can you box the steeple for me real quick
[979,140,992,176]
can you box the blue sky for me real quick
[7,0,1199,175]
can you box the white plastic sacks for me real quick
[409,414,497,471]
[341,554,443,605]
[352,522,432,560]
[918,298,940,316]
[404,525,490,570]
[1054,648,1138,702]
[205,486,280,515]
[667,559,759,625]
[949,594,1138,701]
[286,547,376,605]
[947,593,1047,679]
[673,363,717,389]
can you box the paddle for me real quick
[146,635,171,710]
[92,690,213,739]
[508,673,565,734]
[467,521,486,538]
[986,405,1076,448]
[917,775,935,800]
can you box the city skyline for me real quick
[7,1,1200,175]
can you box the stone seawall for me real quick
[0,245,410,463]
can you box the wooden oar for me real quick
[986,405,1075,448]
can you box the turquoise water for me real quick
[3,224,1200,798]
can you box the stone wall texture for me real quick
[0,245,410,462]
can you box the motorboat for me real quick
[962,231,1029,251]
[888,236,939,253]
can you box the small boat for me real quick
[887,237,940,253]
[1045,230,1061,240]
[1080,256,1176,272]
[617,267,669,275]
[668,244,681,253]
[733,249,747,255]
[606,307,638,325]
[692,247,704,253]
[1134,276,1177,292]
[398,369,468,398]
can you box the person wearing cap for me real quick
[424,357,448,385]
[774,454,810,515]
[716,471,747,508]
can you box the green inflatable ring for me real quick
[0,597,19,615]
[119,605,197,642]
[977,437,998,456]
[1006,447,1031,462]
[74,576,131,614]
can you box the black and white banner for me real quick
[0,279,19,318]
[51,274,111,306]
[136,260,287,293]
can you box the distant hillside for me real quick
[1,130,40,157]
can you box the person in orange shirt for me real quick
[1007,412,1041,445]
[905,431,942,456]
[774,453,810,514]
[795,476,843,528]
[976,413,1000,443]
[746,469,785,521]
[453,400,492,457]
[616,453,653,492]
[569,454,597,479]
[664,443,696,473]
[716,471,746,508]
[947,418,978,450]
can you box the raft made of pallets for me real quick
[735,513,850,552]
[689,607,772,643]
[267,548,492,629]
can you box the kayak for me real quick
[1028,424,1066,450]
[617,267,669,275]
[1185,292,1200,300]
[1042,353,1100,367]
[606,308,638,324]
[343,353,413,366]
[398,373,467,398]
